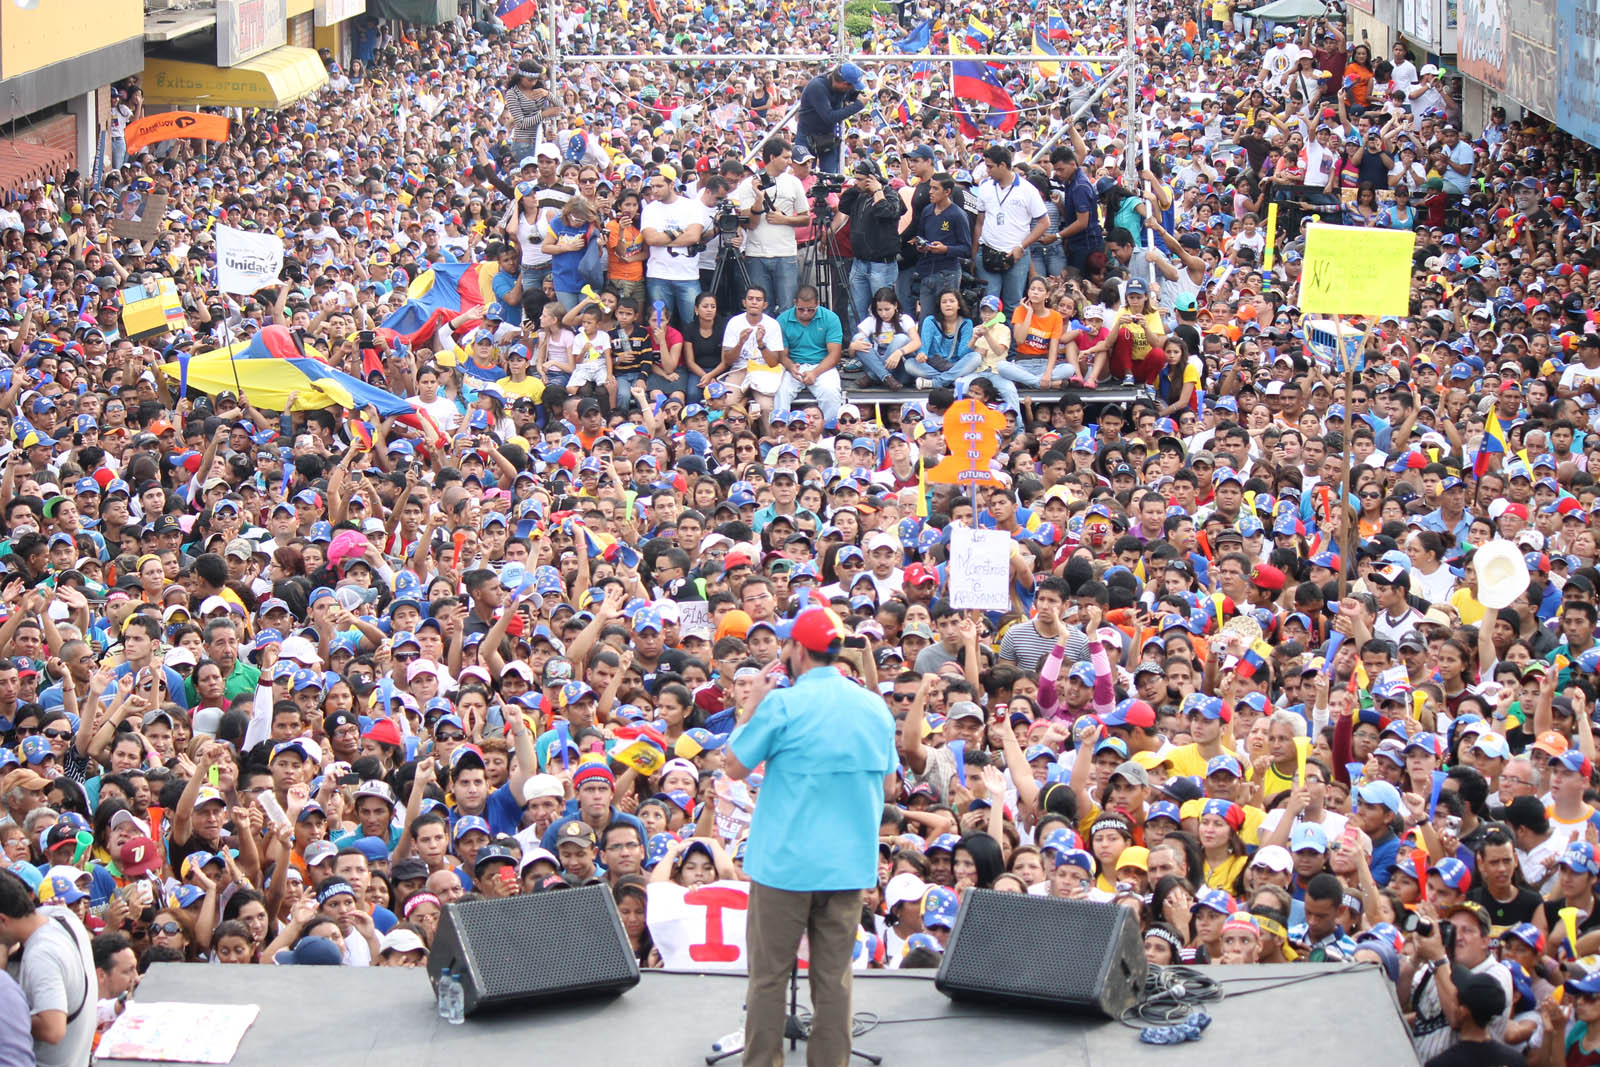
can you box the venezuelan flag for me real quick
[1234,640,1272,680]
[497,0,536,27]
[963,14,993,51]
[1046,7,1070,38]
[1475,408,1507,476]
[379,261,500,347]
[952,60,1019,136]
[1033,29,1061,80]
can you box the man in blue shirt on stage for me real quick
[727,607,897,1067]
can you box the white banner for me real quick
[216,225,284,295]
[948,526,1012,611]
[645,881,881,970]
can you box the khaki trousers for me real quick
[743,881,863,1066]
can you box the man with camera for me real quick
[731,139,810,314]
[971,146,1049,310]
[641,168,709,329]
[796,65,869,175]
[910,172,971,320]
[837,161,904,328]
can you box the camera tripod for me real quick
[704,963,881,1065]
[708,234,755,317]
[798,195,857,329]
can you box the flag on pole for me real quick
[1032,29,1061,80]
[1475,408,1507,476]
[952,60,1020,136]
[893,18,931,52]
[963,14,993,50]
[1045,7,1070,38]
[911,52,933,81]
[497,0,537,28]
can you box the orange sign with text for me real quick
[125,112,230,154]
[926,399,1006,486]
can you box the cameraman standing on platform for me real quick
[837,160,905,328]
[732,139,810,313]
[725,608,897,1067]
[796,65,868,175]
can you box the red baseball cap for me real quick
[903,563,940,587]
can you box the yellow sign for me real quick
[1298,224,1416,318]
[1262,203,1278,273]
[0,0,141,82]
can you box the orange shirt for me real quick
[1011,304,1063,358]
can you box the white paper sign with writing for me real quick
[948,525,1012,611]
[216,224,285,295]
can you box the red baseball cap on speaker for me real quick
[789,607,848,654]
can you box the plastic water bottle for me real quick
[711,1002,746,1053]
[436,970,451,1019]
[440,970,465,1025]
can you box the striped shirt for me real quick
[998,620,1089,674]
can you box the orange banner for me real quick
[124,112,230,154]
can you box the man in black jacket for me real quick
[837,160,905,345]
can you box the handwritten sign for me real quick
[98,1002,260,1063]
[926,398,1006,486]
[676,599,710,635]
[948,525,1012,611]
[1298,224,1416,317]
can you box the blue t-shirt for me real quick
[777,306,844,366]
[492,268,524,327]
[729,665,896,891]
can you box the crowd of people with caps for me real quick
[1,0,1600,1063]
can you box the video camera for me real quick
[713,200,743,236]
[811,172,848,195]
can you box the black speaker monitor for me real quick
[934,890,1146,1018]
[427,885,640,1015]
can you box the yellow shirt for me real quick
[1167,743,1218,779]
[1450,588,1486,626]
[1203,854,1248,893]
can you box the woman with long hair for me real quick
[541,196,599,309]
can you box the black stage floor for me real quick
[117,962,1417,1066]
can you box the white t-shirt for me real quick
[973,174,1048,251]
[642,196,710,281]
[1559,362,1600,396]
[1262,44,1304,87]
[1411,564,1456,606]
[854,313,917,344]
[721,314,786,375]
[1441,140,1476,193]
[730,172,808,258]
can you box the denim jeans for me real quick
[646,277,700,330]
[977,249,1030,309]
[1030,241,1066,280]
[903,351,981,387]
[745,256,798,312]
[520,263,551,294]
[965,359,1040,412]
[849,260,898,325]
[614,371,645,412]
[555,291,583,311]
[1014,356,1076,386]
[793,134,841,175]
[916,268,962,321]
[853,333,909,384]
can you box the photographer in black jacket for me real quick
[837,160,905,334]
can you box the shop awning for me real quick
[142,46,329,110]
[369,0,455,24]
[0,138,74,196]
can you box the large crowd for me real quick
[0,0,1597,1063]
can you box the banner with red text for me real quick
[645,882,882,971]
